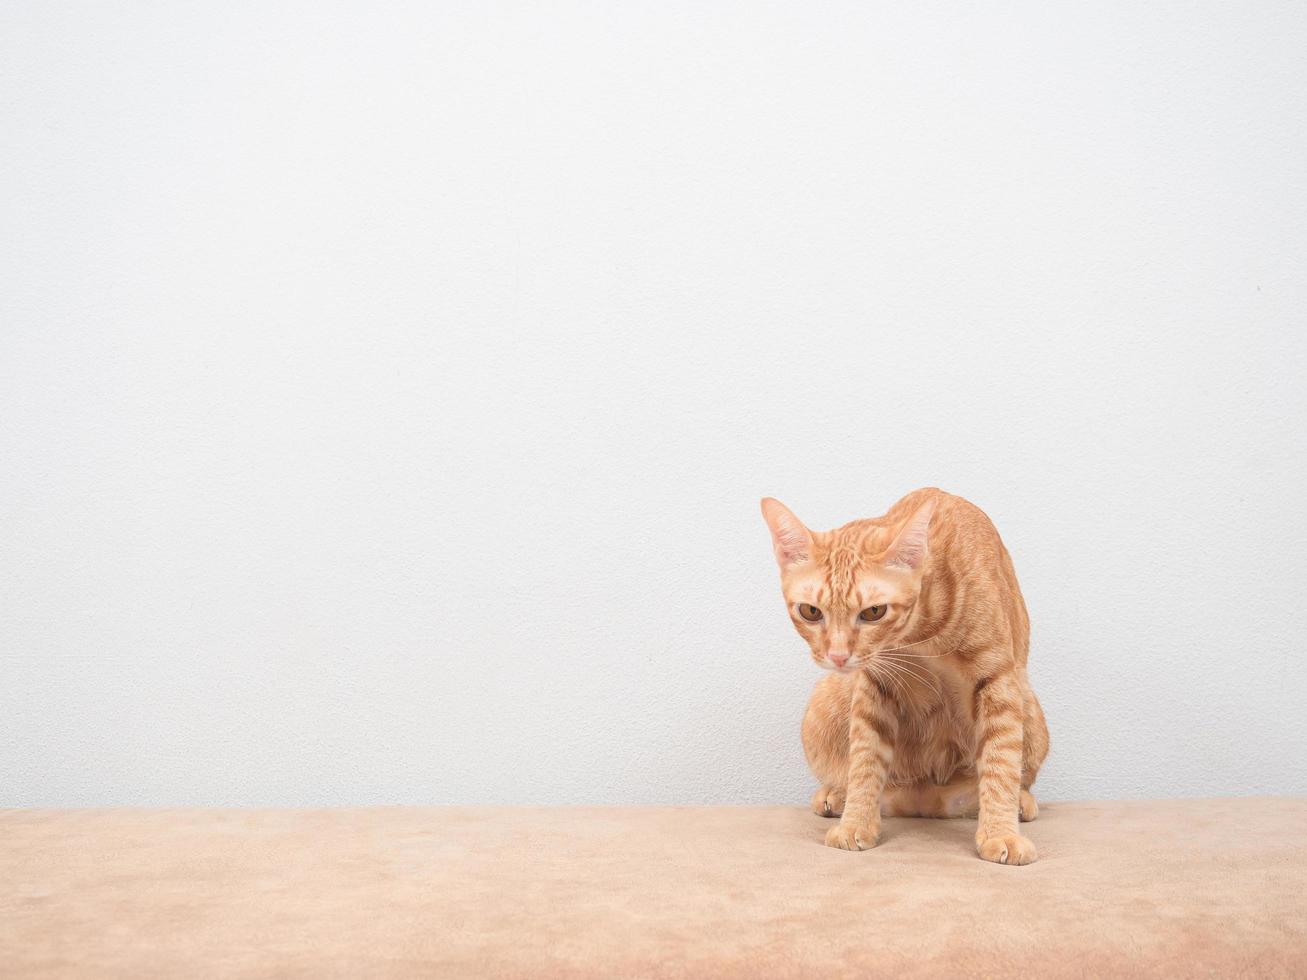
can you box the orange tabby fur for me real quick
[762,488,1049,865]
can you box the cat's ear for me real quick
[884,498,936,571]
[761,498,813,569]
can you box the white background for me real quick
[3,2,1304,806]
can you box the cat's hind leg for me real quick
[1019,789,1039,822]
[810,785,845,817]
[1017,678,1047,822]
[882,775,978,818]
[880,775,1039,819]
[1018,684,1047,824]
[802,673,852,817]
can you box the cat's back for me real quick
[874,487,1006,557]
[832,487,1020,589]
[894,487,1030,661]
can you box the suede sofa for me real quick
[3,797,1304,977]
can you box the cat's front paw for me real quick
[976,830,1037,865]
[824,818,880,851]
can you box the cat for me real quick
[761,488,1050,865]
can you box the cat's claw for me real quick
[825,820,880,851]
[976,831,1037,865]
[810,785,845,817]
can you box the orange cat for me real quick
[762,488,1049,865]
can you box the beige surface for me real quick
[2,798,1305,978]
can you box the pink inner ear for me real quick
[762,499,812,566]
[886,502,935,570]
[888,535,926,569]
[775,525,809,564]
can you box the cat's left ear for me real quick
[760,498,813,569]
[884,498,937,572]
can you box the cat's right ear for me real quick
[760,498,813,569]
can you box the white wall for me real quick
[3,1,1305,807]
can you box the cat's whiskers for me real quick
[881,649,959,661]
[875,663,919,707]
[877,632,946,655]
[864,661,909,703]
[873,655,935,700]
[877,636,969,661]
[877,654,943,700]
[871,658,915,700]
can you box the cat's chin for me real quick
[820,662,862,675]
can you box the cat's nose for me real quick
[829,651,850,668]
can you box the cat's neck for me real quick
[909,564,966,655]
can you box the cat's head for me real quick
[760,497,935,673]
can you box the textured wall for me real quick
[3,1,1305,805]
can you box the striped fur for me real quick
[762,488,1050,865]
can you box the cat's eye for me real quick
[859,605,887,623]
[796,603,823,623]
